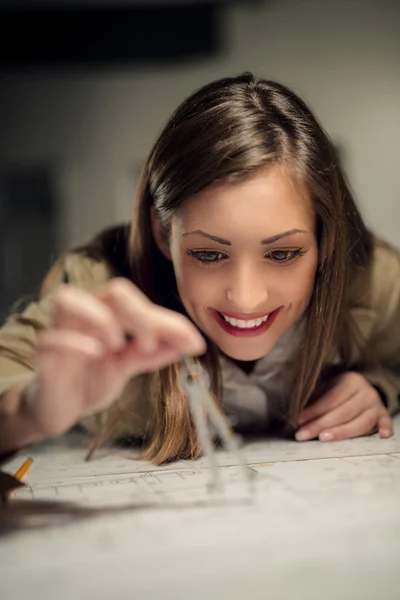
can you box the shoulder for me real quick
[72,223,132,279]
[347,236,400,327]
[368,238,400,313]
[41,223,131,297]
[59,253,114,291]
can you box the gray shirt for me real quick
[219,323,303,430]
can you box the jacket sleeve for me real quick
[0,253,112,398]
[360,242,400,416]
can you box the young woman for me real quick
[0,73,399,463]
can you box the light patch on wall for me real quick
[114,163,143,223]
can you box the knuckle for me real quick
[340,402,355,422]
[370,388,382,405]
[326,392,342,411]
[346,371,364,385]
[107,277,131,298]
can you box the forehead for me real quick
[176,167,315,236]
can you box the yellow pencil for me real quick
[13,458,33,481]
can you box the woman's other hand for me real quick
[296,372,393,442]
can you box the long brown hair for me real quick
[108,73,373,463]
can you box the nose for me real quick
[226,263,269,313]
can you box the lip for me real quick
[210,307,282,338]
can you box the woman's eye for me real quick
[186,249,227,264]
[266,249,304,262]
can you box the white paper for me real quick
[2,418,399,600]
[3,417,400,507]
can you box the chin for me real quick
[216,342,274,362]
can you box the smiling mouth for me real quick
[220,313,270,329]
[210,308,281,337]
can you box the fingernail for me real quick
[319,431,334,442]
[381,428,392,438]
[295,429,310,442]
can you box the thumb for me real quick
[378,412,393,438]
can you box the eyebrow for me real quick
[182,228,309,246]
[261,229,309,245]
[181,230,231,245]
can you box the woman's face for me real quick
[154,167,318,361]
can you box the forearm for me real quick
[0,380,45,452]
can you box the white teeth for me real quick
[222,314,269,329]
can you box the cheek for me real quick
[173,259,218,306]
[274,252,318,306]
[290,251,318,302]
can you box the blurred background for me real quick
[0,0,399,318]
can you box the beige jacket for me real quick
[0,234,399,440]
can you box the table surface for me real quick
[1,416,400,600]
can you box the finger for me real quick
[53,286,124,351]
[378,412,393,438]
[151,307,206,354]
[117,340,184,377]
[98,279,205,354]
[296,395,364,441]
[37,329,105,358]
[298,378,359,426]
[317,407,379,442]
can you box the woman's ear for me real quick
[150,206,172,260]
